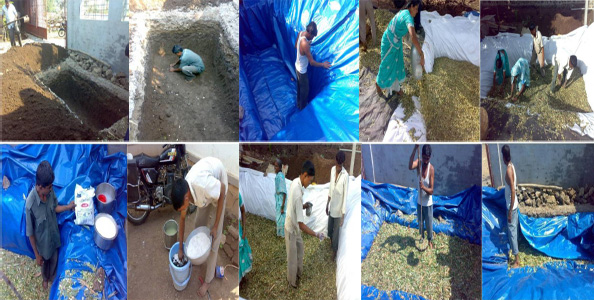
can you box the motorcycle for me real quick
[127,144,189,225]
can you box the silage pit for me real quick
[37,66,128,133]
[138,21,239,141]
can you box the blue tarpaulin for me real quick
[1,145,127,299]
[482,186,594,300]
[239,0,359,141]
[361,179,481,299]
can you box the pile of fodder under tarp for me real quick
[0,249,50,300]
[239,213,336,300]
[362,222,481,300]
[483,66,591,141]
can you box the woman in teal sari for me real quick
[376,0,424,97]
[239,193,253,282]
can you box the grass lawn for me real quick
[239,213,337,300]
[362,222,481,300]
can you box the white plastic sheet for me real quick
[239,167,360,235]
[421,11,480,72]
[480,25,594,138]
[382,96,427,142]
[336,176,361,300]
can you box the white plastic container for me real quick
[412,47,423,80]
[185,226,212,266]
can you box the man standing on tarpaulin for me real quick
[501,145,520,268]
[295,21,332,110]
[408,144,434,249]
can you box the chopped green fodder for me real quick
[362,223,481,300]
[484,65,590,140]
[239,214,337,300]
[419,58,480,141]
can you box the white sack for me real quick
[336,176,362,300]
[421,11,480,72]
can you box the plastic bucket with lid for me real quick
[169,242,191,285]
[96,183,116,214]
[163,219,178,250]
[94,213,118,250]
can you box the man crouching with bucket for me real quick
[171,157,228,297]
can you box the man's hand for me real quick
[316,232,325,241]
[210,225,218,244]
[508,211,512,223]
[420,55,425,68]
[169,66,175,72]
[419,179,425,190]
[35,255,43,266]
[68,201,76,210]
[170,63,176,67]
[340,217,344,227]
[325,203,329,216]
[321,61,332,69]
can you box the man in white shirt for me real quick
[1,0,19,47]
[529,24,545,77]
[326,150,349,261]
[552,52,579,91]
[285,160,325,288]
[171,157,228,297]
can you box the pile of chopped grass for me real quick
[361,9,479,141]
[239,213,337,300]
[510,230,594,269]
[484,66,591,140]
[362,222,481,300]
[0,249,50,300]
[419,58,480,141]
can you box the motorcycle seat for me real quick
[135,154,160,168]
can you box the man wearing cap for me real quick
[171,157,228,297]
[169,44,205,82]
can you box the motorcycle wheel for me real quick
[58,28,65,38]
[127,182,151,225]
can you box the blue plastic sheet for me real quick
[361,285,428,300]
[361,180,481,260]
[482,186,594,300]
[239,0,359,141]
[1,144,127,299]
[361,179,481,299]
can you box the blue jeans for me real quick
[181,65,203,79]
[507,208,519,255]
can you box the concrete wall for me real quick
[127,144,239,187]
[67,0,129,75]
[487,143,594,188]
[362,144,482,195]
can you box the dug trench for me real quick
[1,43,129,140]
[138,21,239,141]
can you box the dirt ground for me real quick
[43,70,128,132]
[481,2,593,36]
[127,205,239,300]
[0,44,98,140]
[239,144,362,184]
[137,22,238,141]
[130,0,231,12]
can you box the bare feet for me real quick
[198,281,210,297]
[429,241,434,249]
[375,82,384,98]
[43,280,48,290]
